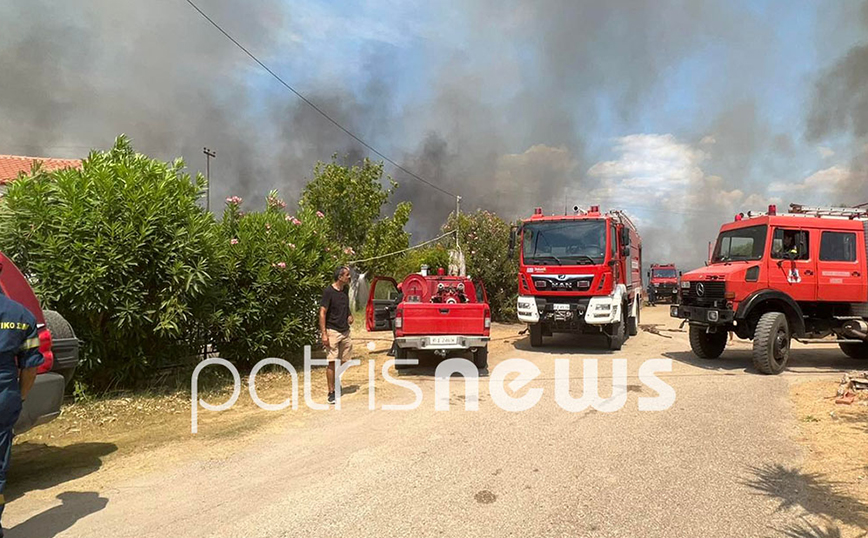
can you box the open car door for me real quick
[366,276,398,331]
[474,280,489,304]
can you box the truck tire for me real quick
[839,341,868,359]
[608,308,626,350]
[529,323,543,347]
[43,309,75,340]
[473,346,488,369]
[752,312,790,375]
[688,325,726,359]
[43,309,78,385]
[628,301,639,336]
[394,346,410,368]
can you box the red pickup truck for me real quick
[0,252,79,433]
[367,269,491,369]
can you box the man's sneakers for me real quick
[327,392,335,404]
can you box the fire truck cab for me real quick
[672,204,868,374]
[511,206,643,350]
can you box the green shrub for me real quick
[442,210,517,321]
[0,136,218,390]
[207,191,341,366]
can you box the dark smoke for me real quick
[2,1,863,272]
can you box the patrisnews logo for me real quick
[190,349,676,433]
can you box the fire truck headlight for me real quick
[680,281,690,289]
[707,310,719,322]
[595,304,612,311]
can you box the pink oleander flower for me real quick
[316,211,325,218]
[226,196,243,206]
[230,238,239,245]
[291,218,302,226]
[277,262,286,269]
[325,247,330,252]
[265,223,272,230]
[289,243,296,249]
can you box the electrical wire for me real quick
[347,231,456,265]
[182,0,457,199]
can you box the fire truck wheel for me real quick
[688,325,726,359]
[752,312,790,375]
[628,302,639,336]
[529,323,543,347]
[473,346,489,369]
[608,308,626,350]
[839,341,868,359]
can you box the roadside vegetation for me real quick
[0,136,517,395]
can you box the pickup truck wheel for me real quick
[394,346,410,367]
[473,346,488,369]
[752,312,790,375]
[839,341,868,359]
[529,323,543,347]
[688,325,727,359]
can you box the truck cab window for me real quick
[771,229,809,260]
[820,231,857,262]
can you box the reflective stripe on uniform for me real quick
[0,493,5,504]
[19,337,40,351]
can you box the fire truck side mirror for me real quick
[508,226,517,259]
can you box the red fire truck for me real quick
[672,204,868,374]
[510,206,643,350]
[647,263,679,305]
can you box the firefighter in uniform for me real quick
[0,285,46,536]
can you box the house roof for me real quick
[0,154,82,185]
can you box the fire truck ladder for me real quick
[789,203,868,219]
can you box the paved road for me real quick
[6,306,860,537]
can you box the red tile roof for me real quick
[0,155,82,185]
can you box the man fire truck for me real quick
[672,203,868,374]
[647,263,679,305]
[511,206,643,350]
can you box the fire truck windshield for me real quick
[521,220,607,265]
[652,269,677,278]
[712,225,767,262]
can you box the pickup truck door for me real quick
[474,280,489,304]
[366,276,398,331]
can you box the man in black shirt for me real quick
[320,266,353,404]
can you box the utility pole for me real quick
[203,147,216,212]
[455,195,461,247]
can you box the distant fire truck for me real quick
[672,204,868,374]
[647,263,679,305]
[511,205,643,350]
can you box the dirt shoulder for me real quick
[789,378,868,530]
[11,322,526,504]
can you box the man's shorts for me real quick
[326,329,353,363]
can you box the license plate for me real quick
[429,335,458,345]
[553,303,571,311]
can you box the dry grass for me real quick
[789,378,868,536]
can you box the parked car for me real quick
[0,252,79,433]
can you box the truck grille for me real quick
[681,281,726,306]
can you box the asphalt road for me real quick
[6,306,861,537]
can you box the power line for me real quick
[182,0,457,199]
[347,231,456,265]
